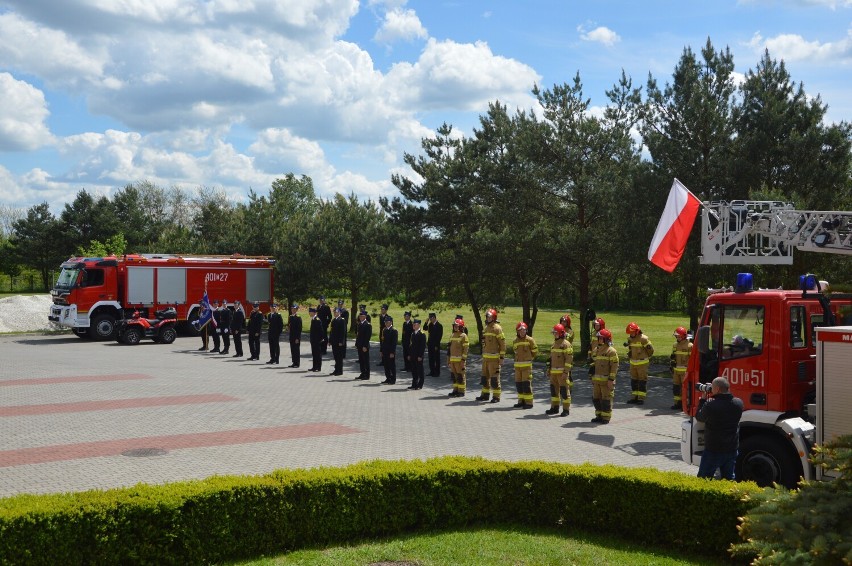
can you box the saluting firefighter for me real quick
[512,322,538,409]
[625,322,654,404]
[476,308,506,403]
[670,326,692,410]
[559,313,575,389]
[545,323,573,415]
[586,317,605,376]
[591,328,619,424]
[287,304,302,368]
[447,318,470,397]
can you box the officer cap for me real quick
[385,315,393,322]
[413,318,422,324]
[334,307,341,313]
[319,295,326,300]
[429,312,436,318]
[271,303,278,308]
[253,301,259,307]
[359,304,366,309]
[381,304,388,310]
[338,299,344,305]
[309,307,317,313]
[404,311,411,316]
[359,309,367,316]
[291,303,299,309]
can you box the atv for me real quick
[116,307,178,345]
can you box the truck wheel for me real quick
[159,326,177,344]
[123,327,142,345]
[737,435,802,489]
[89,314,117,341]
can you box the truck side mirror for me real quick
[696,325,711,354]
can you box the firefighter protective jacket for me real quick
[672,339,692,372]
[448,330,469,362]
[482,321,506,359]
[512,335,538,367]
[594,343,619,379]
[549,337,573,371]
[627,333,654,365]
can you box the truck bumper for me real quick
[49,305,86,329]
[680,417,704,467]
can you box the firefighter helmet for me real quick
[552,323,565,337]
[598,328,613,342]
[594,317,605,329]
[516,321,528,332]
[673,326,688,339]
[486,308,498,321]
[454,318,465,328]
[626,322,640,334]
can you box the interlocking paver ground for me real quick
[0,332,695,496]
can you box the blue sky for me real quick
[1,0,850,215]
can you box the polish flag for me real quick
[648,179,701,272]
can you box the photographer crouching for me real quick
[696,377,744,480]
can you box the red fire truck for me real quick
[678,200,852,488]
[49,254,275,340]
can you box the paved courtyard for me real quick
[0,333,695,496]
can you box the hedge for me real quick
[0,457,759,564]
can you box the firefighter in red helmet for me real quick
[587,317,606,377]
[545,323,573,416]
[512,321,538,409]
[476,308,505,403]
[670,326,692,410]
[625,321,654,404]
[447,318,470,397]
[559,313,575,389]
[592,328,618,424]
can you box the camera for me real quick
[695,382,713,393]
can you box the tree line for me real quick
[2,39,850,354]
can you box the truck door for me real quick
[716,304,769,410]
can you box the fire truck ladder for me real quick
[700,200,852,265]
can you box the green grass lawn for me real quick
[233,526,728,565]
[349,301,688,362]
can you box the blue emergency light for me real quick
[799,274,817,291]
[735,272,753,293]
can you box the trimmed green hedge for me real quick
[0,457,758,565]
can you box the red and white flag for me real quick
[648,179,701,272]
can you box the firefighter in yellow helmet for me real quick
[546,323,573,416]
[447,318,470,398]
[670,326,692,410]
[559,313,575,389]
[592,328,618,424]
[625,321,654,405]
[476,308,505,403]
[512,321,538,409]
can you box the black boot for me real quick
[545,407,559,415]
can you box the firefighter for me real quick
[355,308,372,380]
[476,309,505,403]
[587,317,605,377]
[591,328,618,424]
[559,313,575,389]
[266,303,283,364]
[247,301,264,361]
[209,299,221,353]
[447,318,469,397]
[287,304,302,368]
[512,322,538,409]
[329,307,346,375]
[401,311,413,372]
[408,318,426,390]
[545,323,572,416]
[317,296,332,354]
[380,316,398,384]
[219,300,232,355]
[671,326,692,410]
[625,322,654,404]
[308,307,326,372]
[424,313,443,377]
[377,304,389,366]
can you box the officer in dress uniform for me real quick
[377,304,389,366]
[230,300,245,357]
[317,296,332,354]
[409,318,427,390]
[219,300,232,355]
[287,304,302,368]
[380,315,398,384]
[424,313,443,377]
[355,309,372,380]
[209,299,222,353]
[308,307,327,372]
[247,301,264,361]
[401,311,413,371]
[266,303,284,364]
[338,300,349,358]
[329,307,347,375]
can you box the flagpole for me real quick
[673,178,717,218]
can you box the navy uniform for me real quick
[329,307,347,375]
[230,301,245,357]
[337,300,349,357]
[267,304,284,364]
[247,301,264,360]
[424,313,443,377]
[219,300,232,355]
[401,311,413,371]
[287,304,302,368]
[209,300,222,352]
[377,304,389,366]
[380,316,398,384]
[308,307,326,372]
[409,319,427,390]
[359,304,371,323]
[355,310,372,380]
[317,296,332,354]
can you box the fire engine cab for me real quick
[49,254,275,340]
[678,200,852,488]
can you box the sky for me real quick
[1,0,851,214]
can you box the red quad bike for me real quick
[116,307,178,345]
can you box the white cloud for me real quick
[0,73,55,151]
[577,24,621,47]
[746,30,852,63]
[374,8,428,44]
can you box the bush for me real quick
[731,435,852,565]
[0,457,759,565]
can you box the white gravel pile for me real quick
[0,294,62,333]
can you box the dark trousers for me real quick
[311,342,322,371]
[199,328,209,349]
[384,356,396,383]
[248,333,260,359]
[211,329,220,351]
[358,347,370,378]
[268,333,281,363]
[332,343,343,375]
[233,332,243,356]
[402,343,411,370]
[428,346,441,376]
[289,341,300,366]
[412,359,425,389]
[221,332,230,353]
[698,449,738,480]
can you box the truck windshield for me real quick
[55,267,80,289]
